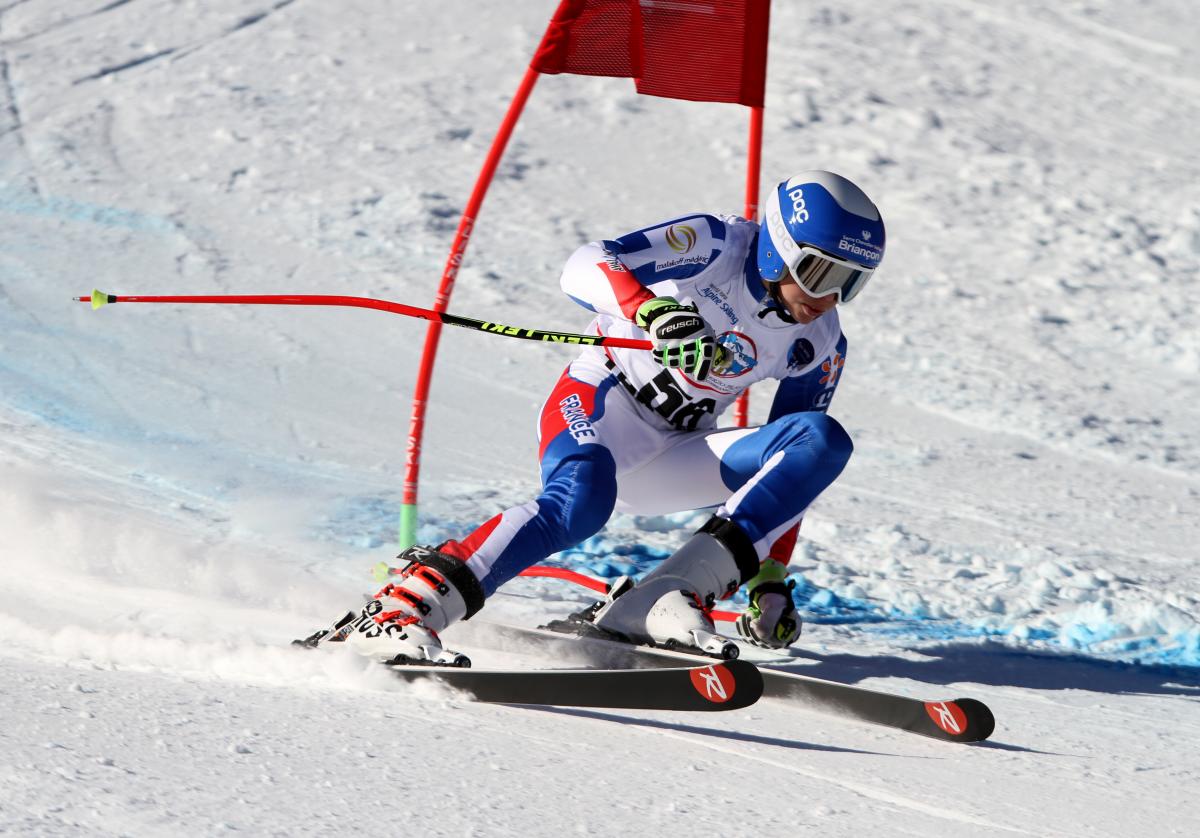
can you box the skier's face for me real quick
[775,276,840,324]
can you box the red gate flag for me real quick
[532,0,770,107]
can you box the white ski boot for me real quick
[346,545,486,667]
[588,516,760,659]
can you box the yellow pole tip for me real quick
[371,561,391,584]
[90,289,109,310]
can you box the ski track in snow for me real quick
[1,0,1199,834]
[624,724,1039,835]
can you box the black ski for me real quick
[386,658,765,711]
[489,622,995,743]
[756,664,993,743]
[293,612,763,711]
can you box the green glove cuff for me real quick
[744,559,789,592]
[635,296,685,329]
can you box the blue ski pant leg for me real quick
[715,412,853,553]
[441,368,620,597]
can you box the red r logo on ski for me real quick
[690,664,736,703]
[925,700,967,735]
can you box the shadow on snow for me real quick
[774,640,1200,699]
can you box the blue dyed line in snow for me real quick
[315,494,401,550]
[0,187,179,234]
[541,538,1200,669]
[310,506,1200,669]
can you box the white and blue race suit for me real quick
[440,213,852,597]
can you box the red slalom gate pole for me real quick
[400,65,542,549]
[517,565,610,594]
[516,566,740,623]
[732,105,764,429]
[399,2,774,547]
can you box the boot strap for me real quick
[698,517,760,584]
[399,548,487,620]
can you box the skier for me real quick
[347,170,885,665]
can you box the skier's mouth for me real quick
[797,302,824,320]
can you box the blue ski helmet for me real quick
[757,171,886,303]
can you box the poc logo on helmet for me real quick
[787,188,809,225]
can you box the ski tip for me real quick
[954,697,996,742]
[925,697,996,742]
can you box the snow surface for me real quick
[2,0,1199,834]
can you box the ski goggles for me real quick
[787,246,874,304]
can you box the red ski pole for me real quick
[75,289,654,352]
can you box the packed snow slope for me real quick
[2,0,1199,835]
